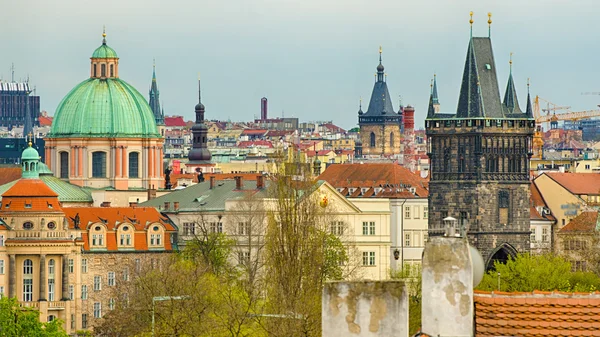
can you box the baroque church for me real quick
[426,15,535,268]
[44,31,164,190]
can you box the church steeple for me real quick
[149,60,164,125]
[502,53,522,114]
[427,78,436,118]
[376,46,385,82]
[525,78,533,118]
[188,77,212,163]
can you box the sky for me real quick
[2,0,600,130]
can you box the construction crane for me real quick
[533,96,570,120]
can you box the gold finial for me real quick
[197,72,201,80]
[488,12,492,25]
[379,46,382,54]
[469,11,474,25]
[27,132,32,147]
[509,52,513,65]
[102,25,106,38]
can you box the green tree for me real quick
[0,297,68,337]
[477,253,600,292]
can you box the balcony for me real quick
[8,231,74,240]
[48,301,66,310]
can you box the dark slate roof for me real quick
[525,91,534,118]
[427,92,435,118]
[502,72,522,114]
[432,75,439,105]
[364,81,396,116]
[457,37,504,118]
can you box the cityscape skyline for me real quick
[2,0,600,130]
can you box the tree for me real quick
[476,253,600,292]
[0,297,68,337]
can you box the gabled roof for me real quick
[474,290,600,337]
[0,166,22,186]
[538,172,600,195]
[559,211,598,233]
[530,181,555,222]
[241,129,268,136]
[164,116,187,127]
[38,116,53,127]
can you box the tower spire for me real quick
[376,46,385,82]
[102,26,107,45]
[432,73,439,105]
[503,52,521,113]
[525,78,533,118]
[148,61,164,125]
[152,58,156,81]
[469,11,474,38]
[198,73,202,105]
[488,12,492,38]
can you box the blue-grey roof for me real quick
[503,72,522,114]
[365,81,396,116]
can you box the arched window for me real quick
[93,64,97,77]
[370,132,376,147]
[390,132,394,148]
[110,64,114,77]
[101,64,106,77]
[60,152,69,179]
[92,152,107,178]
[129,152,139,178]
[23,259,33,302]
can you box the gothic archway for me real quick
[485,243,518,271]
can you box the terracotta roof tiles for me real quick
[559,211,598,233]
[541,172,600,195]
[2,179,58,197]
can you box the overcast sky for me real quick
[2,0,599,130]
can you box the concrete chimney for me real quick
[235,176,243,190]
[210,176,216,189]
[256,175,264,189]
[421,236,474,337]
[147,185,157,200]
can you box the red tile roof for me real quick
[38,116,53,127]
[559,211,598,233]
[474,290,600,337]
[241,129,268,135]
[0,166,22,186]
[319,163,428,198]
[530,182,556,222]
[62,207,176,251]
[322,123,346,134]
[541,172,600,195]
[3,179,58,197]
[164,116,187,127]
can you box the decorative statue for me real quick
[70,213,80,229]
[196,168,205,182]
[164,166,172,190]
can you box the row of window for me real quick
[59,151,140,179]
[427,119,534,129]
[530,227,549,243]
[182,222,225,236]
[404,206,428,219]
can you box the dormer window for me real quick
[92,234,104,246]
[25,201,32,208]
[47,202,53,209]
[4,202,10,209]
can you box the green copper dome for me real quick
[49,78,160,138]
[21,145,40,161]
[92,44,118,58]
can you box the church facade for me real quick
[425,25,535,268]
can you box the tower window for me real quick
[93,64,97,77]
[499,190,510,225]
[110,64,114,77]
[92,151,107,178]
[101,64,106,77]
[129,152,139,178]
[370,132,376,147]
[60,152,69,179]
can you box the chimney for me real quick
[147,185,157,200]
[256,175,264,189]
[164,202,170,210]
[100,201,111,207]
[129,201,138,207]
[234,176,243,190]
[173,202,180,211]
[210,176,216,189]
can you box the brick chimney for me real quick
[147,185,157,200]
[164,202,170,210]
[210,176,216,189]
[100,201,111,207]
[173,202,180,211]
[235,176,243,190]
[256,175,264,189]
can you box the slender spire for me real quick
[358,96,363,115]
[152,58,156,81]
[376,46,384,82]
[525,78,533,118]
[148,61,164,125]
[102,26,107,45]
[488,12,492,38]
[432,73,439,105]
[469,11,474,38]
[427,82,435,118]
[198,74,202,105]
[503,52,521,113]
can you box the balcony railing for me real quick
[48,301,66,309]
[8,231,74,240]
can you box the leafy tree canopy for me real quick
[0,297,68,337]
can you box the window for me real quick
[110,64,114,77]
[150,234,162,246]
[123,267,129,281]
[135,259,141,273]
[390,132,394,148]
[101,63,106,77]
[210,222,223,233]
[129,152,139,178]
[48,259,55,275]
[94,276,101,291]
[120,234,131,246]
[330,221,344,236]
[423,208,428,219]
[92,151,107,178]
[0,260,4,274]
[238,251,250,265]
[68,259,74,273]
[23,259,33,275]
[108,272,115,286]
[370,132,376,147]
[93,64,97,77]
[69,285,74,300]
[405,233,411,247]
[414,206,420,219]
[48,279,55,301]
[93,302,102,318]
[238,222,250,235]
[47,221,56,229]
[48,315,55,322]
[82,314,88,329]
[542,228,549,243]
[109,298,115,310]
[362,221,375,235]
[585,164,591,170]
[498,190,510,225]
[71,314,75,330]
[0,235,4,246]
[459,211,468,228]
[405,206,411,219]
[183,222,196,236]
[23,221,34,229]
[362,252,376,266]
[81,285,88,300]
[60,152,69,179]
[531,228,536,243]
[82,259,88,273]
[0,286,3,298]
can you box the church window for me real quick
[390,132,394,148]
[60,152,69,179]
[129,152,139,178]
[92,152,107,178]
[110,64,114,77]
[101,64,106,77]
[499,190,510,225]
[93,64,97,77]
[370,132,376,147]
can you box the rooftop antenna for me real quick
[488,12,492,38]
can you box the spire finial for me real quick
[488,12,492,37]
[197,72,202,104]
[152,58,156,80]
[27,132,32,147]
[509,52,513,74]
[430,78,434,94]
[384,73,387,82]
[102,26,107,45]
[359,96,362,109]
[379,45,382,62]
[527,77,530,94]
[469,11,474,37]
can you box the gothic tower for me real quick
[149,61,165,135]
[425,15,535,269]
[358,47,402,156]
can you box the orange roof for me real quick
[474,290,600,336]
[170,172,262,187]
[3,179,58,197]
[530,182,555,222]
[319,163,428,198]
[62,207,177,251]
[0,166,22,185]
[559,211,598,233]
[38,116,53,126]
[541,172,600,195]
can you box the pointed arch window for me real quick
[370,132,376,147]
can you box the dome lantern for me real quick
[90,28,119,79]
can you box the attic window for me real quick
[95,226,102,231]
[25,201,32,208]
[47,202,53,209]
[485,64,491,70]
[4,203,9,209]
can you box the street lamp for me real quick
[152,295,190,337]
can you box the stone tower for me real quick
[358,47,402,156]
[425,23,535,269]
